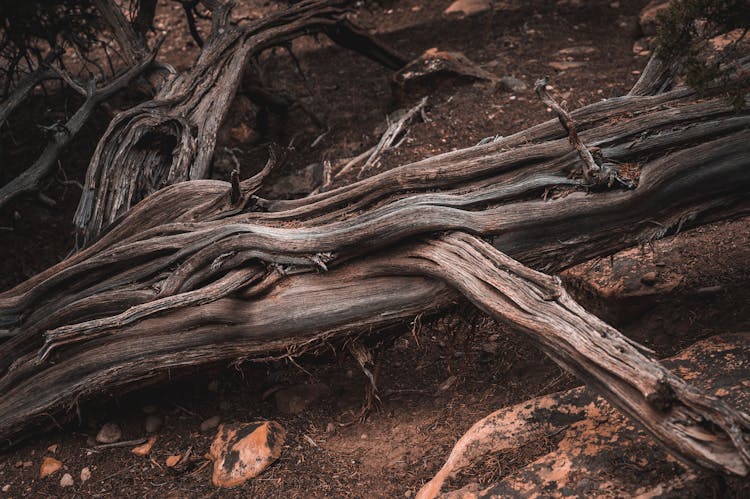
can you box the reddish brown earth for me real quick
[1,0,748,497]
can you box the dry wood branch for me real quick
[73,0,407,246]
[94,0,149,65]
[0,46,161,210]
[385,233,750,475]
[0,51,60,128]
[0,78,748,476]
[534,76,601,185]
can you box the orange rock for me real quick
[208,421,286,488]
[131,436,157,457]
[165,454,181,467]
[40,456,62,478]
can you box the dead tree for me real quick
[72,0,406,246]
[1,48,749,481]
[0,0,405,230]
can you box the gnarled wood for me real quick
[73,0,407,245]
[0,71,749,475]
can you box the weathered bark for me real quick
[73,0,407,246]
[1,65,749,476]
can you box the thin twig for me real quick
[534,77,599,184]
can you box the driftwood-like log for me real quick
[73,0,406,245]
[0,69,749,475]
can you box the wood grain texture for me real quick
[1,70,749,474]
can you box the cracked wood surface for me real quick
[0,73,749,474]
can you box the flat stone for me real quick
[393,48,498,101]
[40,457,62,478]
[95,422,122,444]
[264,162,324,198]
[209,421,286,488]
[428,333,750,497]
[563,247,682,324]
[273,383,331,415]
[444,0,492,17]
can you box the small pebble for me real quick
[96,422,122,444]
[40,457,62,478]
[200,415,221,432]
[80,467,91,483]
[2,484,10,492]
[640,271,658,285]
[60,473,74,487]
[326,422,336,433]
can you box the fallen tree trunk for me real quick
[0,71,749,474]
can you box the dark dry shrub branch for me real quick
[656,0,750,106]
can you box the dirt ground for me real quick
[1,0,749,497]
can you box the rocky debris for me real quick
[200,415,221,432]
[555,46,597,58]
[640,271,659,286]
[548,61,586,71]
[95,422,122,444]
[131,436,157,457]
[424,333,750,498]
[209,421,286,488]
[264,162,324,198]
[1,485,9,492]
[165,454,182,468]
[144,414,163,434]
[39,456,62,478]
[443,0,492,17]
[59,473,74,487]
[632,38,652,56]
[47,444,58,453]
[80,467,92,483]
[497,76,527,93]
[273,383,331,415]
[393,48,498,101]
[563,247,682,324]
[639,0,671,36]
